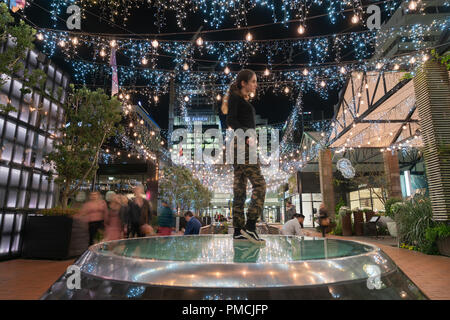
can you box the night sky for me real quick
[21,1,395,130]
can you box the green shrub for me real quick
[394,197,439,255]
[38,208,79,217]
[384,198,403,219]
[335,198,346,215]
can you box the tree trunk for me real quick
[61,192,69,209]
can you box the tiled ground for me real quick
[0,232,449,300]
[305,229,450,300]
[0,258,75,300]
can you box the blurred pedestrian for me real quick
[286,201,296,221]
[184,211,202,235]
[317,203,330,237]
[157,200,175,236]
[80,191,108,245]
[133,186,152,234]
[104,194,124,241]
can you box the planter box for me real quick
[23,215,88,260]
[353,211,364,236]
[364,211,375,222]
[341,213,352,236]
[386,221,397,237]
[437,236,450,257]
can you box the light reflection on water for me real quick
[100,236,374,263]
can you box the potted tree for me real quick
[425,224,450,257]
[384,198,403,237]
[339,206,353,236]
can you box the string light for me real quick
[351,14,359,24]
[183,63,189,71]
[71,37,78,45]
[110,39,117,47]
[184,96,190,102]
[224,66,230,74]
[409,56,416,64]
[297,25,306,35]
[100,48,106,57]
[394,64,400,70]
[264,68,270,76]
[245,32,253,41]
[408,1,417,11]
[320,80,326,87]
[284,87,290,94]
[216,94,222,101]
[154,96,159,102]
[142,57,148,65]
[58,40,66,47]
[340,66,346,74]
[422,54,429,62]
[302,68,309,76]
[151,39,159,48]
[36,33,44,41]
[196,37,204,46]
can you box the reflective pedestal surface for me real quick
[41,235,427,300]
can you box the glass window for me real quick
[21,171,29,188]
[55,70,62,85]
[12,234,20,253]
[12,80,22,98]
[9,169,20,187]
[301,193,311,201]
[12,146,24,163]
[26,131,35,147]
[359,189,371,198]
[29,192,37,208]
[47,64,55,79]
[0,166,9,186]
[16,126,26,145]
[350,191,359,201]
[0,75,11,94]
[19,103,29,123]
[32,173,40,190]
[0,118,3,133]
[38,194,47,209]
[15,214,23,232]
[7,190,17,207]
[0,188,5,207]
[1,141,13,161]
[5,121,16,140]
[41,177,48,192]
[312,193,323,202]
[29,50,38,67]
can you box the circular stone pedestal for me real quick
[41,235,427,300]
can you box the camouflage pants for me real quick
[232,163,266,229]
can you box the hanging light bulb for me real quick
[224,66,230,74]
[71,37,78,45]
[106,148,109,153]
[151,39,159,48]
[183,63,189,71]
[184,96,190,102]
[409,56,416,64]
[340,66,346,74]
[249,92,255,98]
[126,94,130,100]
[302,68,308,76]
[393,64,400,70]
[264,68,270,76]
[320,80,326,87]
[110,39,117,47]
[117,151,121,156]
[36,33,44,41]
[351,14,359,24]
[154,96,159,102]
[408,1,417,11]
[422,54,429,62]
[129,122,134,127]
[216,94,222,101]
[365,83,369,89]
[58,40,66,47]
[140,120,144,125]
[196,36,204,46]
[133,132,138,137]
[100,48,106,57]
[142,57,148,65]
[161,141,164,145]
[376,62,382,69]
[284,87,290,94]
[119,93,123,99]
[297,25,306,35]
[245,32,253,41]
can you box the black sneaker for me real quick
[233,234,248,241]
[240,228,266,245]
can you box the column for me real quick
[383,150,402,199]
[318,148,335,219]
[414,60,450,221]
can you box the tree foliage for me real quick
[159,165,212,214]
[46,86,123,208]
[0,3,47,113]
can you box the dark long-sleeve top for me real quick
[226,92,256,131]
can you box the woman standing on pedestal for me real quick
[222,69,266,245]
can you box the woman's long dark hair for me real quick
[221,69,256,115]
